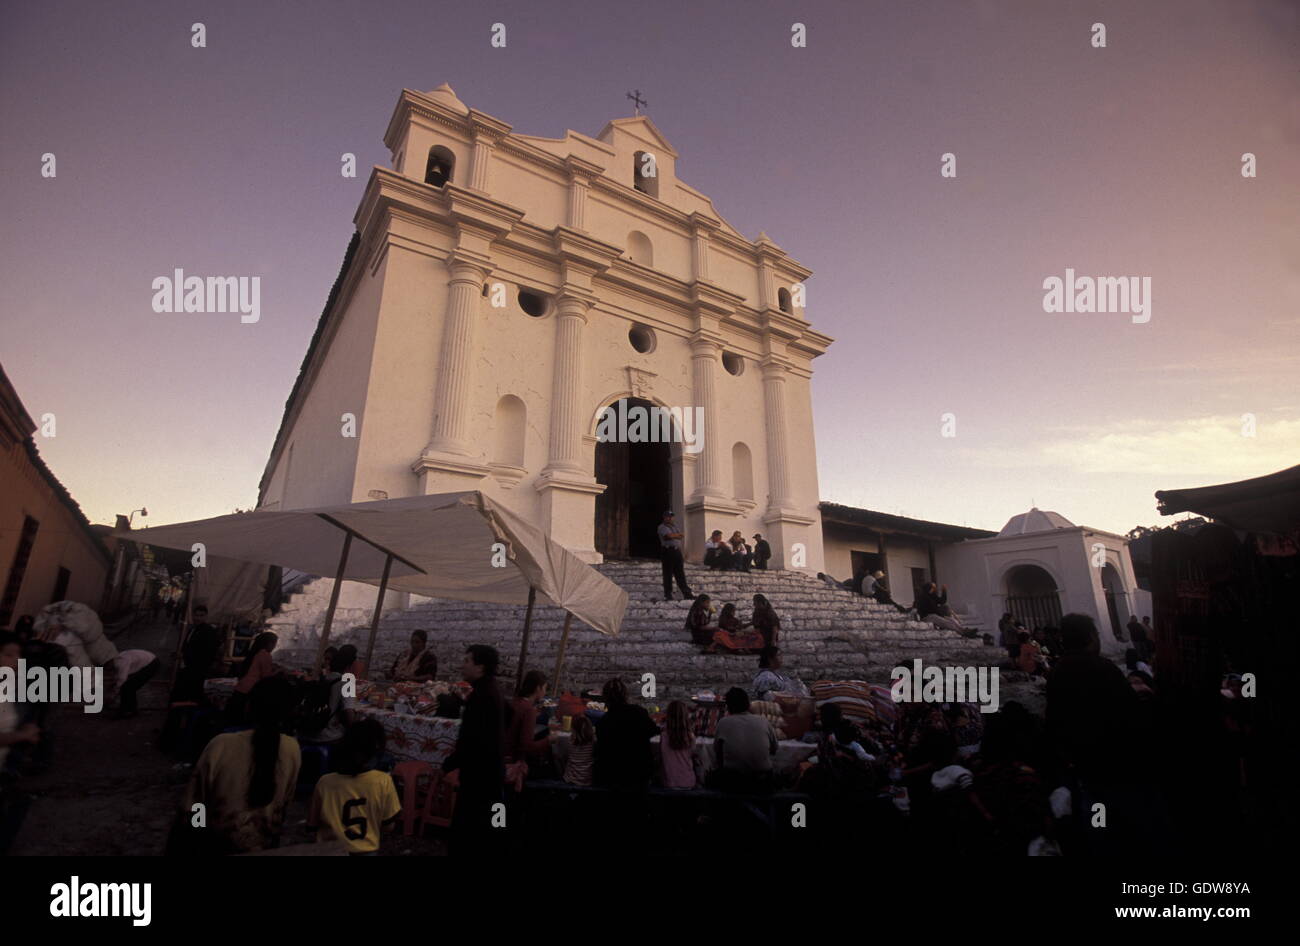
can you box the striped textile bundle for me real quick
[810,680,879,724]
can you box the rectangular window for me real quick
[0,515,40,627]
[52,566,71,603]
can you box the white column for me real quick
[762,359,794,510]
[427,256,489,456]
[691,230,709,281]
[470,137,492,192]
[544,293,590,473]
[690,335,725,498]
[567,178,588,230]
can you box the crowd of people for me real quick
[0,541,1257,857]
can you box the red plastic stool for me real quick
[392,761,436,837]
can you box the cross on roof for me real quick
[626,89,648,116]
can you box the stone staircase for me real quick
[263,560,999,699]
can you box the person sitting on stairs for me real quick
[868,571,911,614]
[685,594,719,646]
[704,530,734,570]
[708,603,765,653]
[728,531,753,571]
[917,582,963,633]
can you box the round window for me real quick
[722,351,744,376]
[629,324,656,354]
[518,289,549,318]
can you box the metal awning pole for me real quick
[362,554,393,676]
[515,586,537,696]
[314,532,353,674]
[551,611,574,696]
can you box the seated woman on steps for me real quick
[708,603,765,653]
[684,594,719,646]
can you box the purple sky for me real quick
[2,0,1296,535]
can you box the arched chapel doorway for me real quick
[593,397,673,559]
[1004,564,1063,629]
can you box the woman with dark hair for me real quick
[684,594,718,647]
[506,669,556,772]
[750,594,781,648]
[593,676,659,790]
[180,676,301,854]
[390,629,437,682]
[708,603,765,653]
[226,632,278,724]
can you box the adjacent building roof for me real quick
[997,507,1076,537]
[819,502,996,542]
[0,362,111,564]
[1155,464,1300,534]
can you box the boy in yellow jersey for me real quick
[308,719,401,855]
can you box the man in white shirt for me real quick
[111,649,160,718]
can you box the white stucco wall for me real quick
[259,88,830,574]
[937,528,1135,656]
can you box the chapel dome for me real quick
[424,83,470,116]
[997,507,1075,537]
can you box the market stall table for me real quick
[203,677,461,766]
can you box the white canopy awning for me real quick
[114,491,627,636]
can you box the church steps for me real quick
[263,561,998,698]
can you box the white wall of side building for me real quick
[937,527,1136,657]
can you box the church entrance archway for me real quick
[1004,564,1063,630]
[593,397,673,559]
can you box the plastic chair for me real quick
[420,769,459,832]
[392,761,437,837]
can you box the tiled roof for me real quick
[819,502,996,541]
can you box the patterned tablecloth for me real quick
[203,678,461,766]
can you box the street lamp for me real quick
[129,507,148,525]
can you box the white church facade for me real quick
[257,84,831,572]
[256,85,1139,654]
